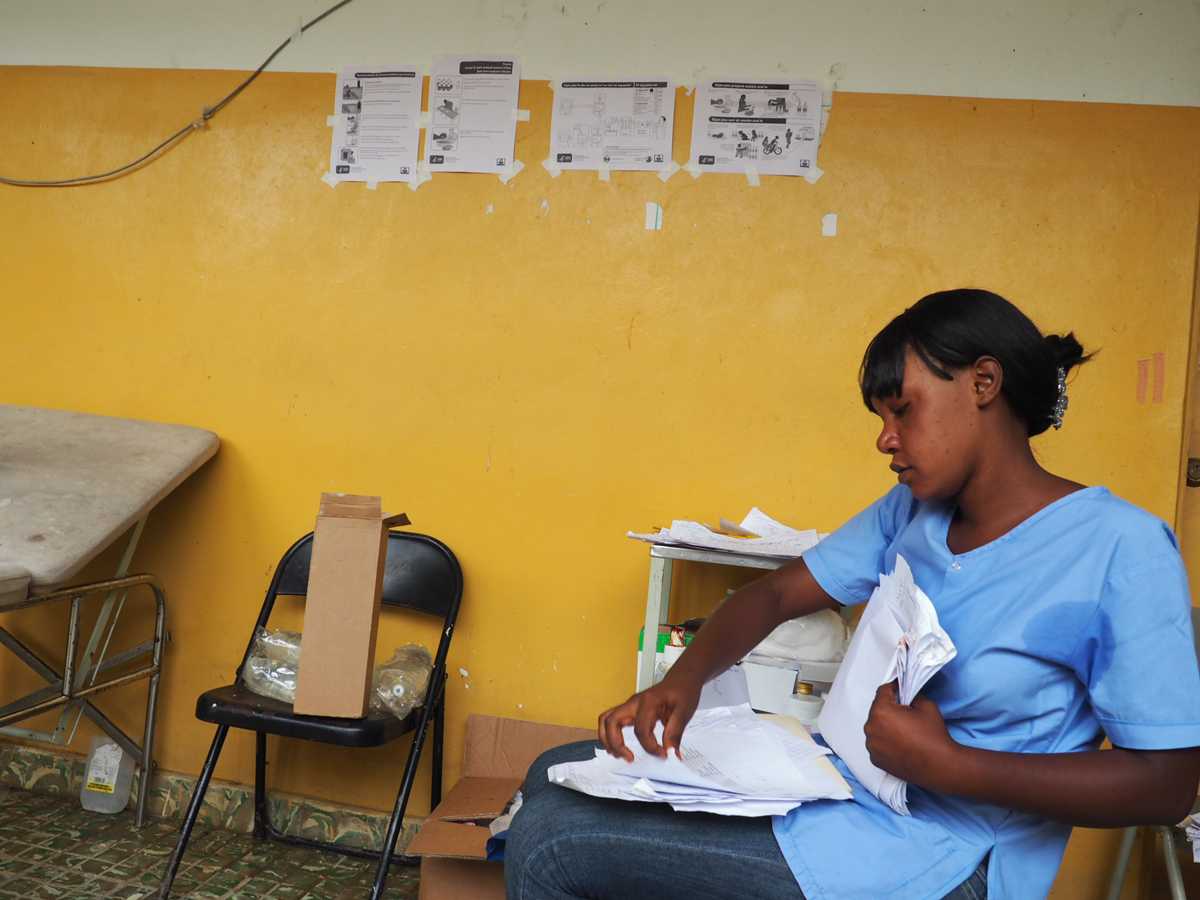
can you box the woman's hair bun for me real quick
[1044,332,1090,374]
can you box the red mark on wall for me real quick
[1152,352,1166,404]
[1137,353,1167,405]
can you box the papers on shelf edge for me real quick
[628,507,823,558]
[816,554,956,815]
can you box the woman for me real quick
[505,289,1200,900]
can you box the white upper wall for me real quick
[2,0,1198,106]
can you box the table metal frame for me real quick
[0,520,166,826]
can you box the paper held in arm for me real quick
[816,554,957,815]
[628,507,823,557]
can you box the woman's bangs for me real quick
[859,323,909,411]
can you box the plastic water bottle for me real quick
[80,735,133,814]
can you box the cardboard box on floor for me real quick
[293,493,409,718]
[409,714,595,900]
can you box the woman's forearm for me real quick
[925,742,1200,827]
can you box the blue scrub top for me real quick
[773,485,1200,900]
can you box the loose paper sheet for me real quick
[548,698,851,817]
[549,79,675,171]
[628,507,822,558]
[426,56,521,175]
[689,78,822,176]
[328,67,422,185]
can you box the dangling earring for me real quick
[1051,367,1068,429]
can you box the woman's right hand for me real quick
[597,674,702,762]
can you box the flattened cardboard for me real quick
[462,715,595,778]
[412,714,595,900]
[294,492,405,718]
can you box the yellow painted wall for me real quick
[1,66,1198,897]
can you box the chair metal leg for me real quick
[1160,825,1187,900]
[1104,826,1138,900]
[431,681,445,809]
[254,731,268,841]
[157,725,229,899]
[370,700,439,900]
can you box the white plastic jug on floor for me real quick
[80,735,133,814]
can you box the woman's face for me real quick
[870,348,983,502]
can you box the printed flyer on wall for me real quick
[426,56,521,175]
[328,67,422,184]
[549,79,676,171]
[688,79,822,176]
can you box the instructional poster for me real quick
[328,67,422,184]
[426,56,520,175]
[689,79,822,176]
[549,79,675,171]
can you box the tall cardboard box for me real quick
[294,493,408,718]
[408,714,595,899]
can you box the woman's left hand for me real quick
[863,681,958,788]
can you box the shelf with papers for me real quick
[636,543,791,692]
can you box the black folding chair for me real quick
[159,530,462,900]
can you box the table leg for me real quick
[636,557,674,692]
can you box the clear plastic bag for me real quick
[242,654,299,704]
[251,626,302,667]
[240,627,432,720]
[369,644,433,719]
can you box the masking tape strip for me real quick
[684,161,703,179]
[326,115,338,127]
[744,165,761,187]
[597,164,611,182]
[408,166,432,191]
[514,108,530,122]
[320,171,339,188]
[657,161,680,183]
[821,212,838,237]
[365,180,378,190]
[644,202,663,231]
[684,85,695,96]
[292,17,303,43]
[542,158,562,178]
[498,159,525,184]
[803,164,824,184]
[418,111,431,128]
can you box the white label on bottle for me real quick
[85,742,121,794]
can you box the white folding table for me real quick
[0,405,218,825]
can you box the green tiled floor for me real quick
[0,787,420,899]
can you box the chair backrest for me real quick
[236,530,463,691]
[272,531,462,618]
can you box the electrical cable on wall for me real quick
[0,0,356,188]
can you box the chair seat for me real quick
[196,685,415,747]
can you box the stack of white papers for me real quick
[816,555,956,815]
[548,699,851,817]
[628,508,822,558]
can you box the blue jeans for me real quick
[505,741,988,900]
